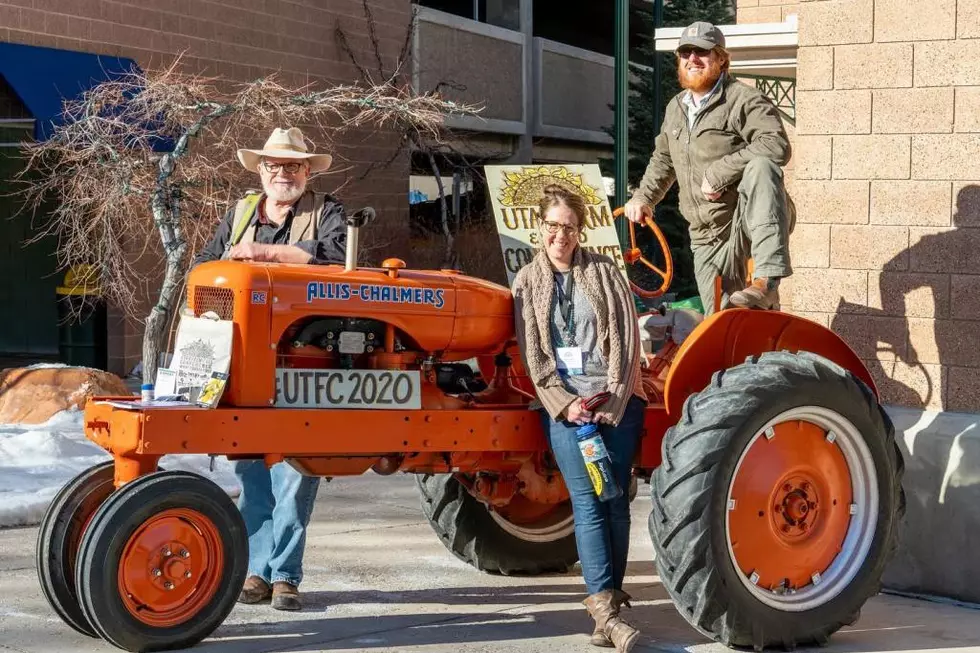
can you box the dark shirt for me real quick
[193,193,347,266]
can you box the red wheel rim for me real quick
[117,508,224,627]
[727,419,854,593]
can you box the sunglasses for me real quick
[261,160,306,174]
[677,46,712,59]
[541,220,579,235]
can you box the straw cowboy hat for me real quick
[236,127,333,173]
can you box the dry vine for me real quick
[16,56,479,383]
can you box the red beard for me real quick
[677,57,724,94]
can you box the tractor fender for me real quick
[663,309,876,418]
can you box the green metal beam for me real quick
[614,0,629,243]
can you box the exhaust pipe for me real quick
[345,207,375,271]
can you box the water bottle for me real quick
[141,383,154,403]
[576,424,622,502]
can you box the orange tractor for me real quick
[36,210,903,652]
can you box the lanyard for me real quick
[554,271,575,345]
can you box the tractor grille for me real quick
[192,286,235,320]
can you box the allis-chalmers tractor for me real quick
[36,209,903,652]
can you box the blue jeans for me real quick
[542,396,645,595]
[234,460,321,587]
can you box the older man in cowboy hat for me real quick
[193,126,346,267]
[194,127,346,611]
[624,21,794,314]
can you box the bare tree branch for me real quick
[15,54,479,383]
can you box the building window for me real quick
[414,0,521,31]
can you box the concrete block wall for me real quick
[737,0,799,23]
[0,0,413,376]
[787,0,980,414]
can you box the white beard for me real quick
[262,180,306,204]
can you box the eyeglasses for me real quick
[541,220,579,235]
[261,160,306,174]
[677,46,711,59]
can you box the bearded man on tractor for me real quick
[624,21,795,314]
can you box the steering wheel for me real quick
[612,207,673,298]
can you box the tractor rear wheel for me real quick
[36,461,116,638]
[75,470,246,652]
[650,351,904,649]
[417,473,579,575]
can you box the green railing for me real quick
[734,74,796,125]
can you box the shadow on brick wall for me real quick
[831,184,980,413]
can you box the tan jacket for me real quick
[512,248,646,426]
[631,75,790,246]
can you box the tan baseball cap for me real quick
[677,21,726,50]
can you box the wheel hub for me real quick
[774,478,820,538]
[118,509,223,627]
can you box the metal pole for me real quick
[614,0,629,245]
[652,0,664,146]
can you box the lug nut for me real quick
[184,571,192,579]
[163,548,171,557]
[164,581,174,590]
[775,505,783,512]
[809,502,817,509]
[783,483,792,492]
[180,549,189,558]
[152,569,162,577]
[781,525,791,533]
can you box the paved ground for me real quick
[3,474,980,653]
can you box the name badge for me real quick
[556,347,584,376]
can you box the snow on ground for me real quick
[0,409,241,528]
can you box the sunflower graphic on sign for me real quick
[498,166,603,207]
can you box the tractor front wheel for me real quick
[75,470,246,652]
[417,473,579,575]
[650,351,904,649]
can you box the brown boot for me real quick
[238,575,272,604]
[729,277,780,310]
[271,581,302,611]
[583,590,640,653]
[590,590,633,647]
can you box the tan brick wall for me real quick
[791,0,980,412]
[737,0,800,23]
[0,0,413,376]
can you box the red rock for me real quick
[0,366,131,424]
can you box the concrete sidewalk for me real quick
[3,474,980,653]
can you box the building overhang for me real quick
[655,16,798,78]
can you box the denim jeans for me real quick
[541,396,645,595]
[234,460,321,587]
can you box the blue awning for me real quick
[0,42,141,140]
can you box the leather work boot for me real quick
[590,590,633,647]
[583,590,640,653]
[271,581,302,611]
[729,277,780,310]
[238,575,272,604]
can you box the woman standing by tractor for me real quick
[512,184,647,652]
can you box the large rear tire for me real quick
[650,351,904,649]
[75,470,247,652]
[35,461,116,638]
[417,473,579,575]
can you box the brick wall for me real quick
[737,0,799,23]
[0,0,413,375]
[787,0,980,412]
